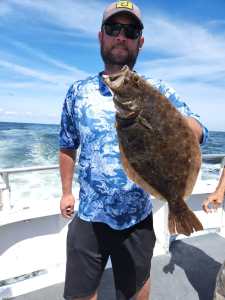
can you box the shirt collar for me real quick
[98,70,139,97]
[98,72,112,97]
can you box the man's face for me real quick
[99,14,144,70]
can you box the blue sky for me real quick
[0,0,225,131]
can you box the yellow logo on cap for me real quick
[116,1,133,10]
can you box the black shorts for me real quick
[64,213,156,300]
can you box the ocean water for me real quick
[0,122,62,207]
[201,131,225,181]
[0,122,225,206]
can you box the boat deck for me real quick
[1,160,224,299]
[15,232,225,300]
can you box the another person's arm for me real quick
[59,149,76,218]
[202,167,225,213]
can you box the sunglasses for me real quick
[103,23,142,40]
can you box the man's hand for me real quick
[202,191,224,213]
[60,194,75,218]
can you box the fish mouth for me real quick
[103,66,139,118]
[103,65,130,92]
[107,74,124,90]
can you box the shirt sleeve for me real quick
[157,80,209,145]
[59,83,81,150]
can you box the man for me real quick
[202,165,225,212]
[59,1,208,299]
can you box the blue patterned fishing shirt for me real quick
[59,72,208,230]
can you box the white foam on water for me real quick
[201,162,221,181]
[9,171,79,209]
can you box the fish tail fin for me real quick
[168,200,203,236]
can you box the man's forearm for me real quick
[185,117,203,144]
[59,149,76,195]
[216,167,225,195]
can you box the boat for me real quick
[0,154,225,300]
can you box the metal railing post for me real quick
[0,172,10,210]
[0,165,59,211]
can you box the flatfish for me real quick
[103,66,203,236]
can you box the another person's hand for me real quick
[60,194,75,218]
[202,191,224,213]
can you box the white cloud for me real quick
[24,111,33,116]
[46,112,59,118]
[170,81,225,130]
[5,0,104,35]
[142,14,225,57]
[0,59,88,85]
[5,111,17,115]
[0,2,12,16]
[139,56,225,84]
[138,14,225,86]
[11,41,85,73]
[0,81,41,89]
[0,59,56,82]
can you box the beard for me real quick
[101,42,139,70]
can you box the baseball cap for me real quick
[102,1,144,29]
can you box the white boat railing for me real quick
[202,153,225,163]
[0,165,59,210]
[0,165,59,190]
[0,154,225,210]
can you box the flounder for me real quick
[104,65,203,236]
